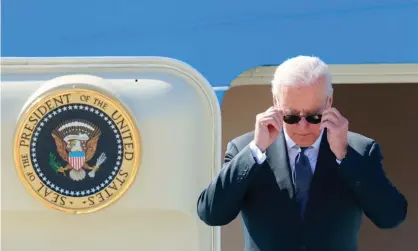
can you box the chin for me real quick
[292,133,318,146]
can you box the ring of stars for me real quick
[30,104,123,197]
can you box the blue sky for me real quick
[2,0,418,95]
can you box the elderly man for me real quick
[197,56,407,251]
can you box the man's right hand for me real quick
[254,106,283,152]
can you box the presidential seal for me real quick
[14,88,141,214]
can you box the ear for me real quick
[272,96,278,106]
[327,96,333,108]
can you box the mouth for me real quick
[294,133,310,136]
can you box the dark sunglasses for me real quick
[283,114,322,124]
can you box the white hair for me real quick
[271,55,333,98]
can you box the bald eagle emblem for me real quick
[49,119,107,181]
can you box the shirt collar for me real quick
[283,128,324,151]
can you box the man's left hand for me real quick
[320,108,349,160]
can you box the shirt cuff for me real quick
[249,140,267,164]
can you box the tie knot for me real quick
[300,146,309,153]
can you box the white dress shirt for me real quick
[249,129,341,177]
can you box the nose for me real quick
[297,116,309,129]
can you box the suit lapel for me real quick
[266,129,295,199]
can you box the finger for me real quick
[261,107,279,120]
[277,109,285,119]
[263,109,282,121]
[322,107,343,119]
[260,117,280,129]
[330,107,343,118]
[320,121,337,131]
[275,110,283,127]
[265,106,277,113]
[265,107,281,115]
[331,108,348,127]
[264,109,283,129]
[277,109,284,125]
[256,108,279,126]
[260,117,280,131]
[321,112,340,125]
[265,108,283,121]
[323,108,349,129]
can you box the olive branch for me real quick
[48,152,64,174]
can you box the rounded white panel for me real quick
[1,57,221,251]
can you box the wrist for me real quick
[336,150,347,160]
[249,140,267,164]
[254,142,266,153]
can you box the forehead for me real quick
[279,83,327,113]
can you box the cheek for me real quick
[306,125,322,136]
[309,124,322,132]
[283,123,293,132]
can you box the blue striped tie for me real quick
[294,147,313,218]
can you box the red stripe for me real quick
[70,157,85,170]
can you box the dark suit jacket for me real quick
[197,129,407,251]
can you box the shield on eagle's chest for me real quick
[69,151,86,170]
